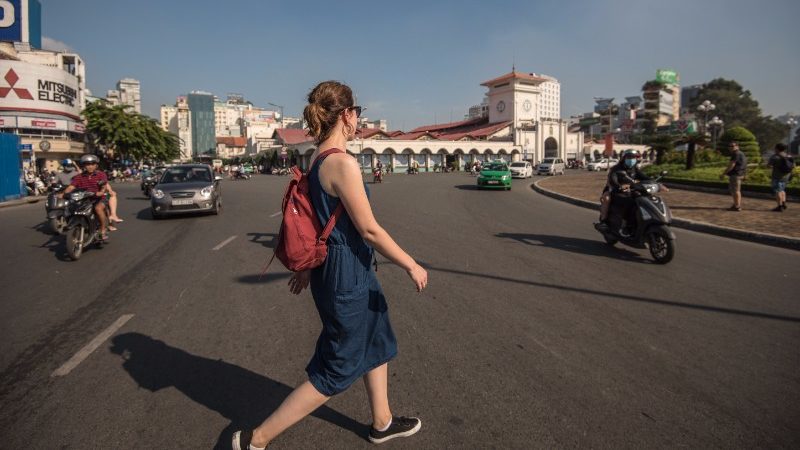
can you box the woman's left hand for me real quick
[288,270,310,295]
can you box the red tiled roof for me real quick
[390,131,439,141]
[435,121,512,141]
[410,117,486,133]
[216,136,247,147]
[275,128,313,145]
[355,128,389,139]
[480,71,548,87]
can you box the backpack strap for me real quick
[311,148,346,243]
[310,148,346,172]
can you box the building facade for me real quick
[271,71,582,171]
[160,96,192,161]
[0,42,88,173]
[187,91,215,157]
[116,78,141,113]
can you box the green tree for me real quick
[645,134,675,165]
[689,78,788,153]
[82,101,179,162]
[718,126,760,161]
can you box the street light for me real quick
[697,100,715,135]
[787,117,798,149]
[267,102,284,128]
[708,116,724,151]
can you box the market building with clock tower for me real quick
[268,69,583,173]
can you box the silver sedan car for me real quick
[150,164,222,218]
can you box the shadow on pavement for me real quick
[246,232,278,249]
[420,263,800,323]
[496,232,649,263]
[237,272,291,284]
[453,184,482,191]
[37,232,72,261]
[110,333,367,449]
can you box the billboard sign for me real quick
[656,69,679,85]
[0,0,41,48]
[0,116,17,127]
[17,116,67,130]
[0,60,81,119]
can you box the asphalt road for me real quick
[0,172,797,449]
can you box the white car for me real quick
[537,158,566,176]
[509,161,533,178]
[587,159,618,171]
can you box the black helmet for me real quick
[79,154,99,165]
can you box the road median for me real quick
[531,175,800,251]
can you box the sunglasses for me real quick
[345,106,365,118]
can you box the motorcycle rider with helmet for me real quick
[60,154,111,240]
[56,159,80,186]
[605,150,651,236]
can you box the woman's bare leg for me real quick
[363,363,392,429]
[250,381,329,448]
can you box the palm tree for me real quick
[675,132,709,170]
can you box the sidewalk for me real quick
[0,196,45,209]
[535,172,800,247]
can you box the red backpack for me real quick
[266,148,344,273]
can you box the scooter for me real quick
[64,183,108,261]
[594,171,675,264]
[373,168,383,183]
[45,183,69,235]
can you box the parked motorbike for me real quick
[594,171,675,264]
[373,168,383,183]
[64,186,108,261]
[45,183,69,235]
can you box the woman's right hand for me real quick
[407,263,428,292]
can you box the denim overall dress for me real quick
[305,155,398,396]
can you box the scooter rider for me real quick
[55,159,79,186]
[60,154,111,241]
[607,150,650,236]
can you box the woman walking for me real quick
[233,81,428,449]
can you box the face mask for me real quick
[624,159,636,168]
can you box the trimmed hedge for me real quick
[719,126,760,160]
[644,162,800,196]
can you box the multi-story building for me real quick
[187,91,215,157]
[467,97,490,119]
[537,73,561,120]
[642,70,681,128]
[116,78,141,113]
[160,96,192,161]
[1,32,89,173]
[105,89,120,106]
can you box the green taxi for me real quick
[477,162,512,190]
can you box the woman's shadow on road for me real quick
[110,332,367,449]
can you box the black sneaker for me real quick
[232,429,254,450]
[369,416,422,444]
[772,206,783,212]
[782,203,787,210]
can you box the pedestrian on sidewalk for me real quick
[232,81,428,450]
[767,143,794,211]
[720,142,747,211]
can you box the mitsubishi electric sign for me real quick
[0,60,81,119]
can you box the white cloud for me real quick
[41,36,74,53]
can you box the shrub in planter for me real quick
[719,126,760,160]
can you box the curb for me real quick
[531,180,800,252]
[0,196,45,210]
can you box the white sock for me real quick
[249,444,266,450]
[376,417,392,432]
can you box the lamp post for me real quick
[787,117,798,149]
[696,100,715,135]
[708,116,724,151]
[267,102,285,128]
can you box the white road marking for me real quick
[212,235,238,250]
[269,211,282,218]
[51,314,134,377]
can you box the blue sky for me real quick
[42,0,799,130]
